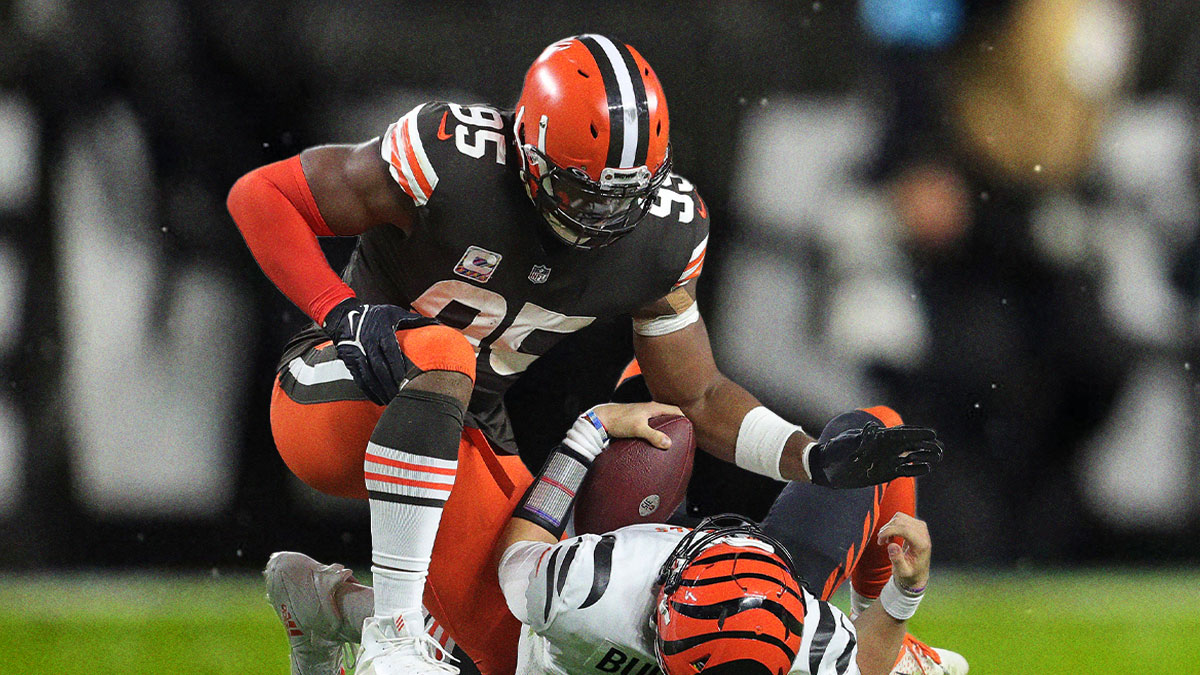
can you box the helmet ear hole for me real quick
[577,68,590,78]
[656,120,662,136]
[590,123,599,139]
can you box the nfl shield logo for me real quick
[528,265,551,284]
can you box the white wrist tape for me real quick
[735,407,802,482]
[632,302,701,337]
[562,409,609,461]
[801,441,818,482]
[878,575,924,621]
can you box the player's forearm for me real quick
[680,376,815,482]
[226,157,354,324]
[850,602,907,675]
[496,518,558,565]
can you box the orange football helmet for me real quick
[654,515,807,675]
[515,34,672,248]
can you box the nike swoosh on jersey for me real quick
[437,111,452,141]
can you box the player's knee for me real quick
[397,325,477,382]
[406,370,473,408]
[861,405,903,428]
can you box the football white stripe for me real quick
[589,34,639,168]
[286,357,353,385]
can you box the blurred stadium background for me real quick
[2,0,1199,672]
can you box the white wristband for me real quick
[801,441,818,482]
[562,408,610,461]
[735,407,803,482]
[878,576,924,621]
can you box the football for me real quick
[573,414,696,535]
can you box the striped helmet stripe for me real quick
[578,34,648,168]
[616,43,650,166]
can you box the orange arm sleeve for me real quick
[226,156,355,325]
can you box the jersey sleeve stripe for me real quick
[543,546,562,622]
[379,104,440,206]
[556,540,581,594]
[833,614,857,674]
[392,121,430,205]
[579,533,616,609]
[400,110,437,199]
[677,252,705,284]
[676,235,708,284]
[809,601,837,675]
[384,126,422,203]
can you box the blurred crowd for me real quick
[1,0,1197,569]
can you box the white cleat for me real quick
[264,551,358,675]
[356,615,459,675]
[892,634,969,675]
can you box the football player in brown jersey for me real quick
[227,34,944,675]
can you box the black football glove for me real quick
[321,298,439,405]
[807,415,944,489]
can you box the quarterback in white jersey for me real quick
[491,403,935,675]
[499,523,856,675]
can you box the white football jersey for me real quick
[499,524,860,675]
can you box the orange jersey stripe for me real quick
[364,472,453,492]
[401,118,434,198]
[388,133,419,201]
[678,247,706,284]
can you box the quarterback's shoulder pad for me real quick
[523,532,617,635]
[380,100,510,207]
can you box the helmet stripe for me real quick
[578,34,645,169]
[660,630,798,663]
[689,550,796,576]
[615,44,650,167]
[677,572,804,602]
[668,596,806,637]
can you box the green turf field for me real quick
[1,568,1197,674]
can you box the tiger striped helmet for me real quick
[654,515,807,675]
[514,34,672,248]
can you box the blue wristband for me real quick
[584,410,608,443]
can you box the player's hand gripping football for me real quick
[806,418,944,488]
[876,512,932,591]
[321,298,439,405]
[592,402,683,451]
